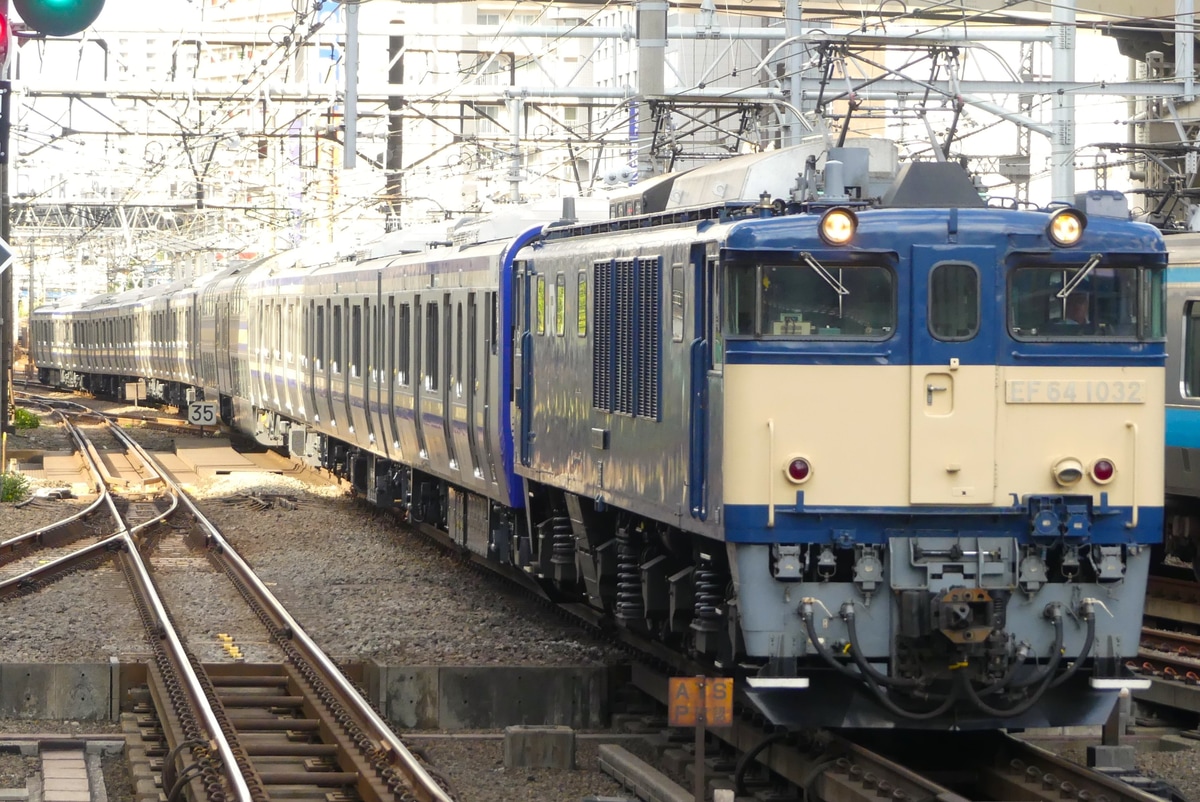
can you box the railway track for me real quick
[3,398,458,802]
[1140,576,1200,681]
[613,659,1176,802]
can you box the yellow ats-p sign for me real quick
[668,677,733,728]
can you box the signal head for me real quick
[13,0,104,37]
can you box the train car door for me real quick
[908,246,997,504]
[309,298,324,422]
[438,294,458,471]
[481,291,499,483]
[465,293,483,478]
[413,294,430,459]
[514,261,538,468]
[688,248,712,520]
[386,296,402,457]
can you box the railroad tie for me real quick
[39,749,91,802]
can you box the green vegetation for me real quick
[1,472,30,503]
[13,408,40,429]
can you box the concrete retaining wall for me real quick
[363,664,615,730]
[0,661,119,720]
[0,662,617,730]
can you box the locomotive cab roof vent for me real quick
[881,162,985,209]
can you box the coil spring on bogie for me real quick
[615,528,643,622]
[694,566,721,624]
[550,516,574,566]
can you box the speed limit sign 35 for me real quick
[188,401,218,427]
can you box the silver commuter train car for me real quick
[1160,232,1200,571]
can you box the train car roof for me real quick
[1165,231,1200,265]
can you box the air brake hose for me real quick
[1010,604,1067,689]
[800,599,860,680]
[962,611,1064,717]
[841,603,923,689]
[1048,601,1097,689]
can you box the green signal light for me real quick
[13,0,105,37]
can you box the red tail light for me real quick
[786,458,812,484]
[1091,458,1115,483]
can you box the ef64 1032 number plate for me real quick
[1004,379,1144,404]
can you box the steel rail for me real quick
[122,433,455,802]
[0,410,110,563]
[96,422,254,802]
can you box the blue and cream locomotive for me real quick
[31,137,1165,728]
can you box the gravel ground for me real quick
[192,474,622,666]
[0,500,90,540]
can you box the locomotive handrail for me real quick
[767,418,776,528]
[1126,420,1138,529]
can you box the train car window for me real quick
[536,275,546,336]
[709,258,723,368]
[671,265,685,342]
[725,260,894,338]
[1143,268,1166,340]
[388,299,396,385]
[577,272,587,337]
[315,305,325,367]
[426,302,440,391]
[399,303,411,385]
[555,274,566,337]
[444,296,453,395]
[286,304,294,362]
[351,304,362,377]
[365,300,373,377]
[332,304,342,373]
[1185,302,1200,397]
[929,262,980,340]
[487,292,498,355]
[456,302,464,393]
[1009,264,1153,339]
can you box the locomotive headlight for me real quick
[784,456,813,484]
[819,207,857,245]
[1090,457,1116,484]
[1052,457,1084,487]
[1047,209,1087,247]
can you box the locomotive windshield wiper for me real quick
[1056,253,1102,299]
[800,252,850,296]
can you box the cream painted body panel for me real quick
[910,365,996,503]
[723,363,1164,511]
[723,364,911,508]
[996,364,1165,511]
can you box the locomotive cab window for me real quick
[929,262,980,340]
[1009,263,1164,340]
[724,257,894,338]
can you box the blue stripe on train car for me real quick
[1167,267,1200,283]
[723,503,1163,545]
[1167,406,1200,449]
